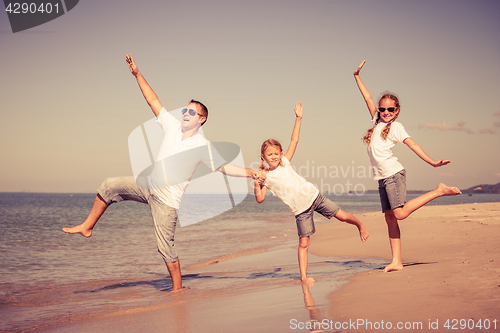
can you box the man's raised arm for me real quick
[126,54,163,117]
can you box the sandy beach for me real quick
[310,202,500,332]
[30,202,499,333]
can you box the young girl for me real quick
[254,102,370,284]
[353,60,462,272]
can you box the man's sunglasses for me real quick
[378,107,397,113]
[182,108,202,117]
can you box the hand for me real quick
[432,159,451,167]
[249,169,259,179]
[126,54,139,77]
[294,102,303,119]
[255,169,267,184]
[354,60,366,75]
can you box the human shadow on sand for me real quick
[373,261,438,271]
[75,259,381,293]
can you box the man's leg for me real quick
[62,177,148,237]
[149,195,183,291]
[62,194,108,237]
[166,261,183,291]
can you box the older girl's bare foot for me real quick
[436,183,462,196]
[62,224,92,238]
[382,260,404,272]
[171,286,190,293]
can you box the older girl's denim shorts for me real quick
[378,169,407,213]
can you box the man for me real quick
[63,54,256,291]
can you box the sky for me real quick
[1,0,499,193]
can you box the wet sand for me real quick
[309,202,500,332]
[31,203,500,333]
[33,244,378,333]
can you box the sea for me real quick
[1,191,499,332]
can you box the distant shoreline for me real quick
[2,181,500,195]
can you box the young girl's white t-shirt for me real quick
[263,156,319,215]
[367,117,410,180]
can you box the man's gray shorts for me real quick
[98,176,179,263]
[294,193,340,238]
[378,169,407,213]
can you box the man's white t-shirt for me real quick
[367,116,410,180]
[263,156,319,215]
[147,107,225,209]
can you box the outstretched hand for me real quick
[294,102,303,118]
[250,169,260,179]
[254,169,268,185]
[126,54,139,77]
[432,159,451,167]
[353,60,366,75]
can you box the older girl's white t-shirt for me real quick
[263,156,319,215]
[367,117,410,180]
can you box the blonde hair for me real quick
[260,139,285,170]
[363,93,401,145]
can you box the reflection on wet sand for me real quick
[300,281,333,333]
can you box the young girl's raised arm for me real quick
[403,137,451,167]
[354,60,378,119]
[284,102,303,162]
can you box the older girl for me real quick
[254,102,369,284]
[354,60,461,272]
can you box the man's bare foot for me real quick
[359,226,370,242]
[382,261,404,272]
[436,183,462,196]
[301,277,315,285]
[62,224,92,238]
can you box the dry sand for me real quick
[309,202,500,332]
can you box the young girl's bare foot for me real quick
[62,224,92,238]
[382,260,404,272]
[301,277,315,285]
[436,183,462,196]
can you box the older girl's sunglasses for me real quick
[378,107,397,113]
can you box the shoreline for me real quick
[309,202,500,332]
[24,202,500,333]
[31,245,376,333]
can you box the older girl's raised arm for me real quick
[354,60,378,119]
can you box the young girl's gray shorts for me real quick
[378,169,407,213]
[294,193,340,238]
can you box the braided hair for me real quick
[362,93,400,145]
